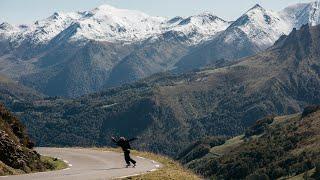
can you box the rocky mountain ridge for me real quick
[1,2,320,97]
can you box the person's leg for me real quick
[124,151,131,166]
[128,151,136,165]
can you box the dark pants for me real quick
[124,150,136,165]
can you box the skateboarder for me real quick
[111,136,137,168]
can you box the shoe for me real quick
[126,164,130,168]
[133,163,136,168]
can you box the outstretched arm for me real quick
[128,137,137,142]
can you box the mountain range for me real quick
[1,1,320,97]
[2,23,318,157]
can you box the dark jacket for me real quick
[112,138,137,151]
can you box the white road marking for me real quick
[147,169,157,172]
[63,168,71,171]
[136,156,146,159]
[0,176,8,178]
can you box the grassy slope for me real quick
[40,156,68,172]
[97,148,200,180]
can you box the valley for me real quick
[1,24,319,158]
[0,1,320,179]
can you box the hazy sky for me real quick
[0,0,316,24]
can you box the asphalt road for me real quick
[2,148,162,180]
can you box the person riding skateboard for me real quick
[111,136,137,168]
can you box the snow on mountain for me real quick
[68,4,167,42]
[225,4,291,48]
[3,2,320,48]
[228,1,320,49]
[0,12,82,46]
[166,12,231,43]
[0,4,231,47]
[28,12,82,44]
[0,22,15,31]
[0,4,165,45]
[0,22,22,38]
[281,1,320,28]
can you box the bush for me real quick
[245,116,275,138]
[246,173,270,180]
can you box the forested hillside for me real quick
[177,106,320,179]
[0,75,42,106]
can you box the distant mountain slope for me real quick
[281,1,320,28]
[9,24,320,156]
[106,32,190,87]
[2,2,320,97]
[0,75,43,109]
[0,4,230,97]
[174,4,289,72]
[174,2,320,72]
[19,41,138,97]
[178,106,320,179]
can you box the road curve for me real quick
[2,148,162,180]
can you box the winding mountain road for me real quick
[2,148,161,180]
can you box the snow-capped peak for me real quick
[165,12,230,44]
[0,4,169,45]
[0,22,14,31]
[250,4,263,10]
[90,4,162,20]
[225,4,291,48]
[0,22,22,39]
[27,11,83,43]
[7,2,320,48]
[281,0,320,28]
[66,4,167,42]
[0,4,231,45]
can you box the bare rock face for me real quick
[0,130,43,173]
[0,104,46,175]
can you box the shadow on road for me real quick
[91,167,127,171]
